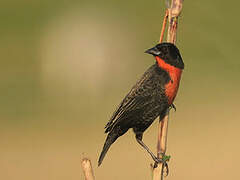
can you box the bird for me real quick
[98,42,184,166]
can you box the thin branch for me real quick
[152,0,184,180]
[81,158,95,180]
[159,10,169,43]
[157,112,170,158]
[152,112,169,180]
[167,0,183,43]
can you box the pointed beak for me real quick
[145,47,160,56]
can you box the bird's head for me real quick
[145,43,184,70]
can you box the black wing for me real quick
[104,64,167,133]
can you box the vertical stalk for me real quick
[152,0,183,180]
[82,158,95,180]
[159,10,169,43]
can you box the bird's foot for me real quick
[170,104,176,111]
[153,154,171,176]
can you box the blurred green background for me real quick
[1,0,240,179]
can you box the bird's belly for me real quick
[132,104,166,133]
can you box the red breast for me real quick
[155,56,182,104]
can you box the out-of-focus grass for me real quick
[0,0,240,179]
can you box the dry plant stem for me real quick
[167,17,178,44]
[81,158,95,180]
[167,0,183,43]
[153,0,183,180]
[152,112,169,180]
[157,113,169,158]
[159,10,169,43]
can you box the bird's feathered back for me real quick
[104,64,170,133]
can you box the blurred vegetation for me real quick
[0,0,240,180]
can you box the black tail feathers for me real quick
[98,131,119,166]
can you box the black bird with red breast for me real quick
[98,42,184,166]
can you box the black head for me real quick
[145,42,184,69]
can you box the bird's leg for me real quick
[170,103,176,111]
[135,133,162,164]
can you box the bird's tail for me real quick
[98,130,119,166]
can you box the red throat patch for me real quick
[155,56,182,105]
